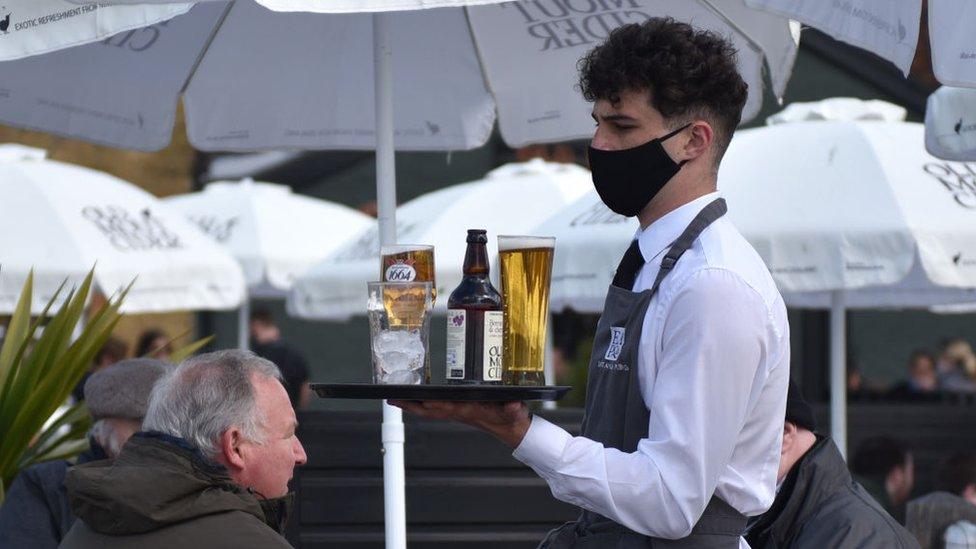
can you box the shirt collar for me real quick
[635,191,722,263]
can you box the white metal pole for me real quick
[373,13,407,549]
[238,298,250,350]
[543,313,556,410]
[830,291,847,460]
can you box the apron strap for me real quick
[650,198,727,295]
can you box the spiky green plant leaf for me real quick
[0,272,214,503]
[0,270,122,499]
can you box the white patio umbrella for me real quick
[0,0,799,152]
[925,86,976,162]
[68,0,506,13]
[538,118,976,457]
[289,159,592,319]
[165,178,373,349]
[746,0,976,88]
[0,1,190,61]
[0,145,246,315]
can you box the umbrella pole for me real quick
[373,13,407,549]
[238,298,250,350]
[830,291,847,459]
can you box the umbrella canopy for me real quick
[542,120,976,312]
[722,120,976,307]
[0,0,798,152]
[0,1,190,61]
[925,86,976,162]
[289,159,591,320]
[68,0,509,13]
[165,178,373,295]
[766,97,907,125]
[0,146,246,314]
[745,0,976,88]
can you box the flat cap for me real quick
[84,358,171,420]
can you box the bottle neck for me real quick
[463,242,490,276]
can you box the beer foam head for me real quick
[498,236,555,251]
[381,244,433,254]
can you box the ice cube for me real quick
[383,368,422,384]
[374,329,422,356]
[372,329,425,384]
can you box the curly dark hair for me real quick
[578,18,748,159]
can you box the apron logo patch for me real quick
[604,327,625,361]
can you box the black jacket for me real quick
[0,442,105,549]
[60,432,293,549]
[746,436,920,549]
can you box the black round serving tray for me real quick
[311,383,572,402]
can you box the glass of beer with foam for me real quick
[498,235,555,386]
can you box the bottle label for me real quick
[483,311,504,382]
[446,309,466,380]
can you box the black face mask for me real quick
[587,124,690,217]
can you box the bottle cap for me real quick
[466,229,488,244]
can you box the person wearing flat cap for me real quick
[744,381,920,549]
[0,358,170,549]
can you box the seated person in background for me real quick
[937,339,976,393]
[0,359,169,549]
[744,381,919,548]
[845,351,888,399]
[249,309,312,410]
[135,328,173,360]
[70,336,128,402]
[60,350,306,549]
[889,350,940,399]
[852,436,916,523]
[906,452,976,549]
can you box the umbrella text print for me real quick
[82,205,184,252]
[503,0,653,51]
[923,161,976,209]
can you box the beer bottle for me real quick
[446,229,504,384]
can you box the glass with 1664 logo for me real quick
[380,244,436,304]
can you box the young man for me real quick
[395,19,789,548]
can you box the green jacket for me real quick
[60,432,293,549]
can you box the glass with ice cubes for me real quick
[367,281,433,385]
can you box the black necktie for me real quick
[612,239,644,290]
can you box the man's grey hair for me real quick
[142,350,283,460]
[89,418,136,459]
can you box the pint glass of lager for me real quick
[498,236,555,386]
[381,244,437,304]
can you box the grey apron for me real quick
[540,199,745,549]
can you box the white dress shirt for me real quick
[514,192,790,548]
